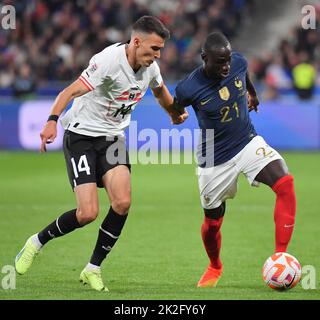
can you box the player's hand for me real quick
[170,108,189,125]
[248,93,259,112]
[40,121,57,153]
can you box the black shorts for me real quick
[63,130,131,189]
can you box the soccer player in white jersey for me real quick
[14,16,188,292]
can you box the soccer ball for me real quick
[262,252,301,290]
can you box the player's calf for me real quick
[272,174,296,252]
[89,206,128,266]
[37,208,83,246]
[201,202,225,270]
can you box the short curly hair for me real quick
[202,32,231,53]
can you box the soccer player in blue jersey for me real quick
[174,32,297,288]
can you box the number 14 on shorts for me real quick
[71,155,91,177]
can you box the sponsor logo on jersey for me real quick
[116,91,142,102]
[200,97,212,106]
[114,103,135,118]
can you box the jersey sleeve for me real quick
[174,81,192,107]
[149,62,163,89]
[78,50,109,91]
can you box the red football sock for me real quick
[272,175,296,253]
[201,215,223,269]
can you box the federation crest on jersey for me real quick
[219,86,230,101]
[235,78,243,90]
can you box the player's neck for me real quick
[203,66,222,82]
[125,44,141,73]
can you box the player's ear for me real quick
[133,36,141,48]
[201,51,207,62]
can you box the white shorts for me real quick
[197,136,283,209]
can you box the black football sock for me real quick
[90,207,128,266]
[38,209,82,245]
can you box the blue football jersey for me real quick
[175,51,257,167]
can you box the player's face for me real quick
[203,46,232,79]
[135,33,165,67]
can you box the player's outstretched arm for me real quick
[151,84,188,124]
[40,79,89,153]
[246,73,259,113]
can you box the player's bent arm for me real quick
[246,73,259,112]
[151,85,188,124]
[245,73,258,98]
[151,84,174,114]
[48,79,90,117]
[40,80,89,153]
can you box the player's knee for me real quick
[76,205,99,225]
[272,174,294,196]
[112,197,131,215]
[204,202,226,220]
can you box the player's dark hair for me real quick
[202,32,230,54]
[132,16,170,40]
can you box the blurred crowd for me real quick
[0,0,254,98]
[0,0,319,100]
[249,4,320,100]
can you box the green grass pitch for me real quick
[0,151,319,300]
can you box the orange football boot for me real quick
[197,265,223,288]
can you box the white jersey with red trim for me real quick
[60,43,163,137]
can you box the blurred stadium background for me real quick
[0,0,320,300]
[0,0,319,150]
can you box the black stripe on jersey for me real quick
[116,40,130,47]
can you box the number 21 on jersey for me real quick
[220,102,240,123]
